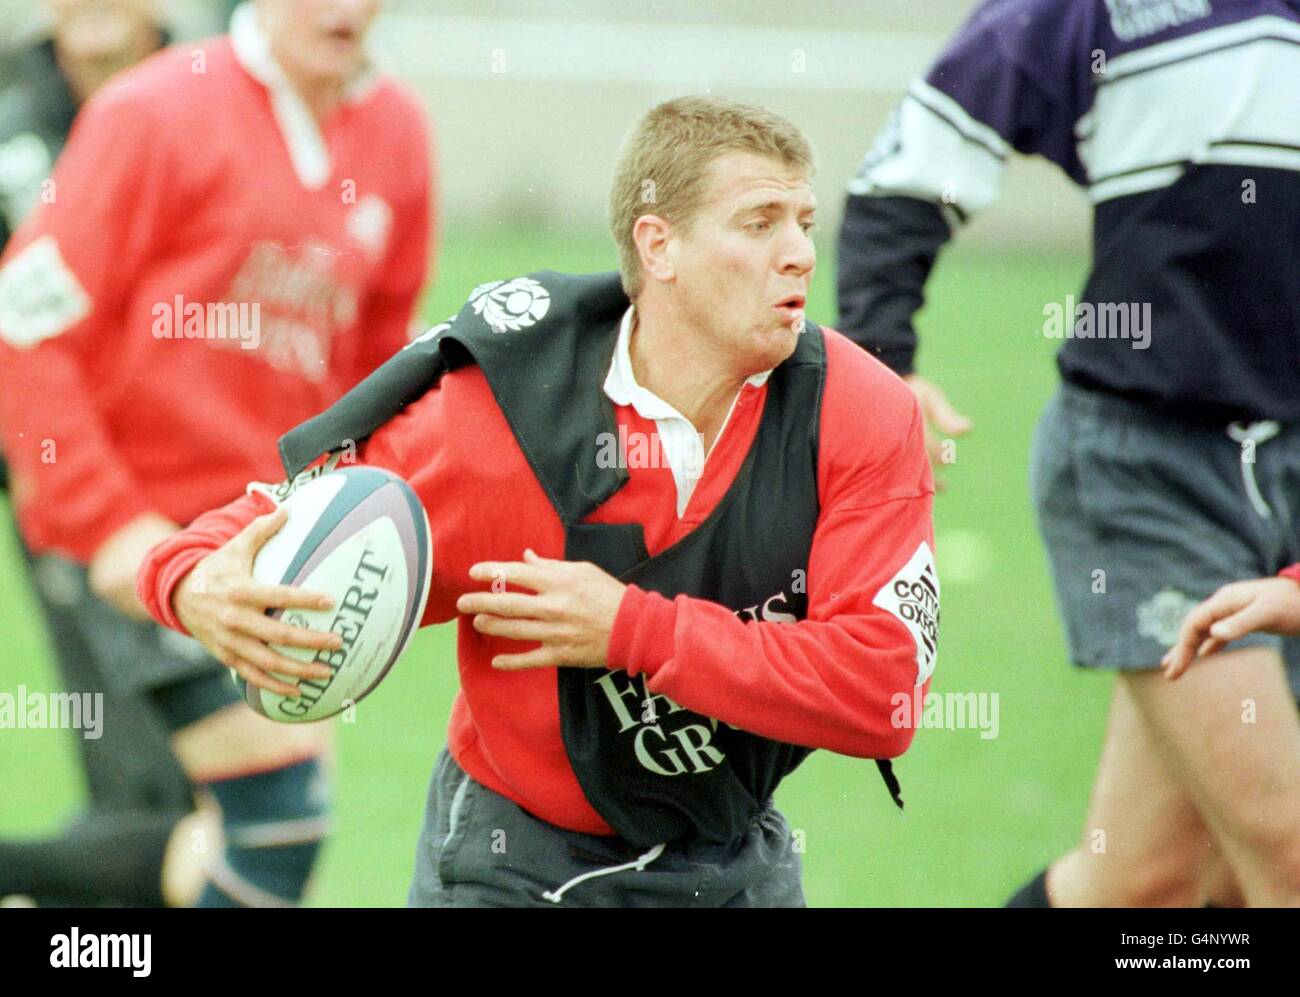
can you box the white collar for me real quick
[602,306,773,421]
[229,2,378,189]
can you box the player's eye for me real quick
[800,221,816,235]
[746,219,771,233]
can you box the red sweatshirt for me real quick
[140,327,936,836]
[0,33,433,561]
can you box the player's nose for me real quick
[778,223,816,277]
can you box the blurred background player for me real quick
[0,0,435,906]
[836,0,1300,906]
[0,0,195,909]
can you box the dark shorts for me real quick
[1031,382,1300,696]
[20,542,195,810]
[408,746,806,908]
[24,555,239,806]
[31,556,229,697]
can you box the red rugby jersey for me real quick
[0,31,434,561]
[139,326,937,837]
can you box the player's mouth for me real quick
[774,294,806,325]
[323,24,361,47]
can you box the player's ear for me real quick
[632,213,675,286]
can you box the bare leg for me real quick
[1048,677,1219,907]
[1123,647,1300,907]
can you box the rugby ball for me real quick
[233,465,432,723]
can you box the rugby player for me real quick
[139,96,937,907]
[836,0,1300,906]
[0,0,434,906]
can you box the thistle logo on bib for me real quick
[470,277,551,333]
[874,541,940,684]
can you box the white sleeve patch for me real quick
[872,540,940,685]
[0,235,92,348]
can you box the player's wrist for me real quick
[607,584,676,677]
[150,547,214,635]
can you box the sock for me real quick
[0,809,179,907]
[195,756,331,908]
[1005,867,1053,908]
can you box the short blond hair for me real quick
[608,96,814,298]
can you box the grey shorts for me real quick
[408,746,806,908]
[1031,382,1300,696]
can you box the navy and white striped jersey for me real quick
[837,0,1300,423]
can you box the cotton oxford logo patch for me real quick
[874,541,940,684]
[470,276,550,333]
[1137,588,1198,647]
[0,235,91,347]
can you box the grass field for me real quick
[0,226,1112,906]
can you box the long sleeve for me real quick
[835,195,951,374]
[0,82,174,560]
[607,339,936,759]
[836,0,1093,372]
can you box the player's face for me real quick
[46,0,158,59]
[670,152,816,377]
[259,0,382,84]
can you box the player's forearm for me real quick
[608,585,922,758]
[835,194,951,375]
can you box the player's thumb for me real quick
[237,505,288,554]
